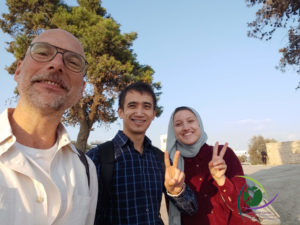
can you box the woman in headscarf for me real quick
[166,106,260,225]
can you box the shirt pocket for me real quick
[60,195,91,225]
[0,186,16,224]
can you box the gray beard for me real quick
[26,88,67,113]
[17,72,81,114]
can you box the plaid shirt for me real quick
[88,130,197,225]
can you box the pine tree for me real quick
[0,0,162,151]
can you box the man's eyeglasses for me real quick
[29,42,88,73]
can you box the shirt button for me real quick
[204,194,208,198]
[146,208,149,213]
[199,178,203,181]
[223,189,226,193]
[36,196,44,203]
[211,210,214,214]
[196,164,199,167]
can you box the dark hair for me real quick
[118,81,157,110]
[174,106,196,117]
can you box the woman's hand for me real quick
[164,151,185,195]
[208,142,228,186]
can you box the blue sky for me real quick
[0,0,299,151]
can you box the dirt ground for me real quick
[160,164,300,225]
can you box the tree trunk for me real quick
[76,119,92,153]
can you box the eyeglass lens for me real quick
[30,42,86,73]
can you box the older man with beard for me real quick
[0,29,97,225]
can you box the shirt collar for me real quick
[0,108,77,155]
[0,109,16,155]
[114,130,153,148]
[56,123,78,154]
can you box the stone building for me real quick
[266,140,300,165]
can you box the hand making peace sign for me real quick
[208,142,228,186]
[164,151,185,195]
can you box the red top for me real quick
[181,143,260,225]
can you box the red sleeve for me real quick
[212,147,248,212]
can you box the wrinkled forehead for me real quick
[32,29,85,57]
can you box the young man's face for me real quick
[118,90,156,137]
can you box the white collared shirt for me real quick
[0,109,98,225]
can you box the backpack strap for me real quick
[99,141,115,206]
[95,141,115,225]
[77,150,90,188]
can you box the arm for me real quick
[165,183,198,215]
[164,151,198,215]
[210,144,247,212]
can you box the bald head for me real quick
[32,29,85,58]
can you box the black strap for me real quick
[95,141,115,225]
[99,141,115,207]
[77,150,90,188]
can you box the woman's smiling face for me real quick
[173,109,201,146]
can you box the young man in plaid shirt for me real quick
[88,82,197,225]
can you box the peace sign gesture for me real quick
[208,142,228,186]
[164,151,185,195]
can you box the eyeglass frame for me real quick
[28,42,88,74]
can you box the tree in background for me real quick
[246,0,300,87]
[237,154,248,163]
[0,0,162,152]
[248,135,277,164]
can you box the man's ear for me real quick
[152,108,157,120]
[118,108,124,119]
[14,60,23,82]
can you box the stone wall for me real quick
[266,140,300,165]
